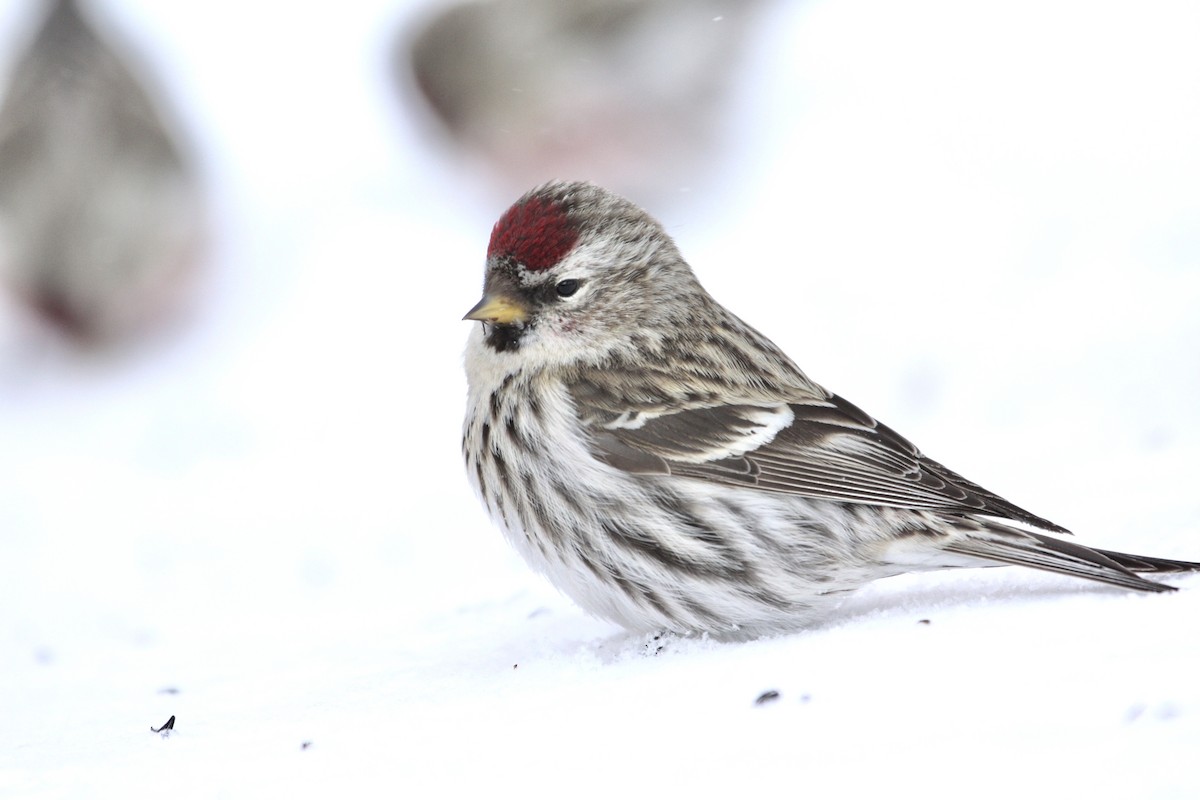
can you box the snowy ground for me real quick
[2,0,1199,797]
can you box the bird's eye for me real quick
[555,279,580,298]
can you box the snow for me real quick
[2,0,1199,797]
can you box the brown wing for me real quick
[578,388,1069,535]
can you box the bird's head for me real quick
[464,181,699,365]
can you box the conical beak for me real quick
[463,294,528,325]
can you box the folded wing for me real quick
[575,380,1069,535]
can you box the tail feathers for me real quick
[943,526,1200,594]
[1089,547,1200,577]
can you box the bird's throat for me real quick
[483,321,527,353]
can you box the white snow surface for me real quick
[2,0,1199,797]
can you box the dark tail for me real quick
[1089,546,1200,578]
[944,524,1200,594]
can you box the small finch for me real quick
[0,0,203,344]
[462,180,1199,638]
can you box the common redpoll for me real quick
[0,0,203,344]
[462,180,1199,638]
[402,0,760,201]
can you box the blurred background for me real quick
[1,0,1198,776]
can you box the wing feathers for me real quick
[602,403,794,463]
[576,377,1069,533]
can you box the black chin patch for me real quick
[483,322,527,352]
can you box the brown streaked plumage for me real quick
[462,180,1199,638]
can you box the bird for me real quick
[401,0,761,203]
[461,180,1199,639]
[0,0,203,345]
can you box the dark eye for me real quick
[555,279,580,298]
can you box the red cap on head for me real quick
[488,196,579,271]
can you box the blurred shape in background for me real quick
[400,0,763,203]
[0,0,204,350]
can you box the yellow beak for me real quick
[463,294,528,325]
